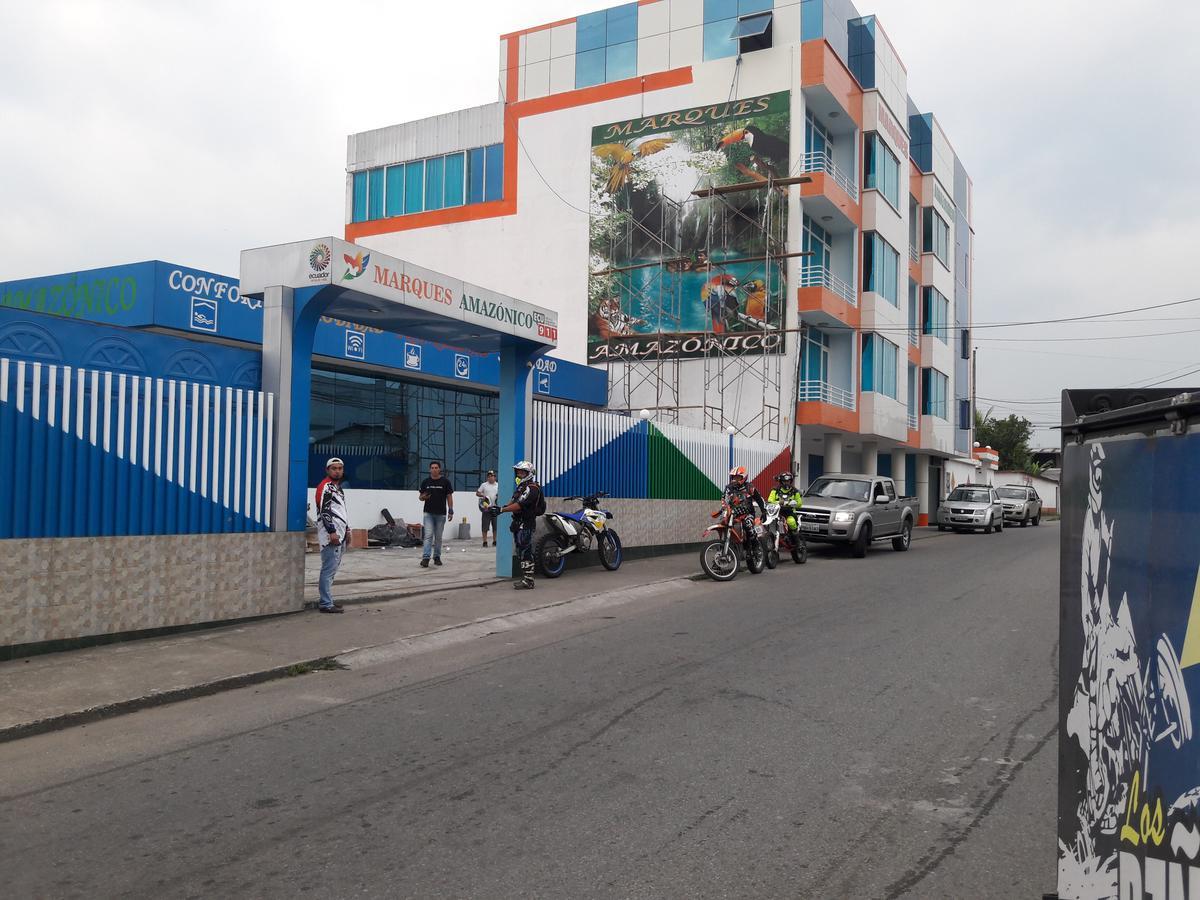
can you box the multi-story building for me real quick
[343,0,975,524]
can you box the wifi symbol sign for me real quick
[345,330,366,360]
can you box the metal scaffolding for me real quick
[595,173,808,441]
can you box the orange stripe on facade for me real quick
[796,401,859,433]
[800,40,863,128]
[500,16,577,41]
[347,66,694,241]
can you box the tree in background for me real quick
[974,409,1041,473]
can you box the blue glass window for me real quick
[368,168,385,220]
[923,207,950,265]
[864,133,900,209]
[802,216,830,272]
[705,0,737,19]
[863,232,899,305]
[467,148,486,204]
[404,161,424,214]
[805,111,830,158]
[802,328,830,382]
[922,287,950,343]
[443,152,465,208]
[385,165,405,217]
[576,47,606,88]
[862,334,897,399]
[739,0,772,13]
[309,368,498,491]
[606,41,637,82]
[577,10,607,51]
[424,156,444,212]
[484,144,504,202]
[703,19,738,59]
[607,3,638,44]
[921,368,948,419]
[351,171,368,223]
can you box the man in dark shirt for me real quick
[418,461,454,568]
[493,460,544,590]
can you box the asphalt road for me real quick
[0,522,1060,899]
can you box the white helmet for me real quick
[513,460,536,484]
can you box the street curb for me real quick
[0,656,335,745]
[303,576,505,609]
[0,571,697,745]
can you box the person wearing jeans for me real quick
[418,461,454,568]
[315,458,349,614]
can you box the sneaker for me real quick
[514,580,535,590]
[318,606,344,614]
[433,557,443,567]
[419,558,429,568]
[482,541,488,548]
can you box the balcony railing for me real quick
[798,380,856,411]
[798,266,857,306]
[908,327,918,347]
[907,410,918,430]
[909,244,919,262]
[797,151,858,199]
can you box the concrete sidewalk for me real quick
[303,538,502,606]
[0,552,703,743]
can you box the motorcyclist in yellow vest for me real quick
[767,471,803,533]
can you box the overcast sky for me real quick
[2,0,1197,443]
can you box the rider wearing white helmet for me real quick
[491,460,545,589]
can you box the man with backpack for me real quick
[490,460,545,590]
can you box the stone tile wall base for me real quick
[540,498,720,548]
[2,533,306,649]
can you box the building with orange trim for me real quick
[343,0,975,525]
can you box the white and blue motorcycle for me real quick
[534,492,623,577]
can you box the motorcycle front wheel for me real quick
[745,538,766,574]
[534,533,568,578]
[700,539,739,582]
[598,530,622,571]
[765,540,779,569]
[791,539,808,565]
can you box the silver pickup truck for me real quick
[798,474,918,557]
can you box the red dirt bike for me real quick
[699,501,766,582]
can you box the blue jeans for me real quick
[422,513,446,560]
[318,542,345,609]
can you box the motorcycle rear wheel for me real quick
[700,540,739,582]
[534,533,568,578]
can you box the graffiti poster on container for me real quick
[1058,433,1200,897]
[587,92,790,363]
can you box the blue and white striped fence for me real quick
[0,356,273,538]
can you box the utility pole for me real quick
[971,346,977,447]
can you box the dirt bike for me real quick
[763,501,808,567]
[534,492,622,578]
[699,502,765,582]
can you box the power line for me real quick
[976,326,1200,343]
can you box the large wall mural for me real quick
[587,92,790,363]
[1058,436,1200,897]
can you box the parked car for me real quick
[997,484,1043,527]
[799,474,917,558]
[937,484,1005,533]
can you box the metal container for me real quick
[1055,388,1200,898]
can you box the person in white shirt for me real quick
[476,470,500,548]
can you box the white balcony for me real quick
[798,380,856,411]
[798,266,857,306]
[797,151,857,198]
